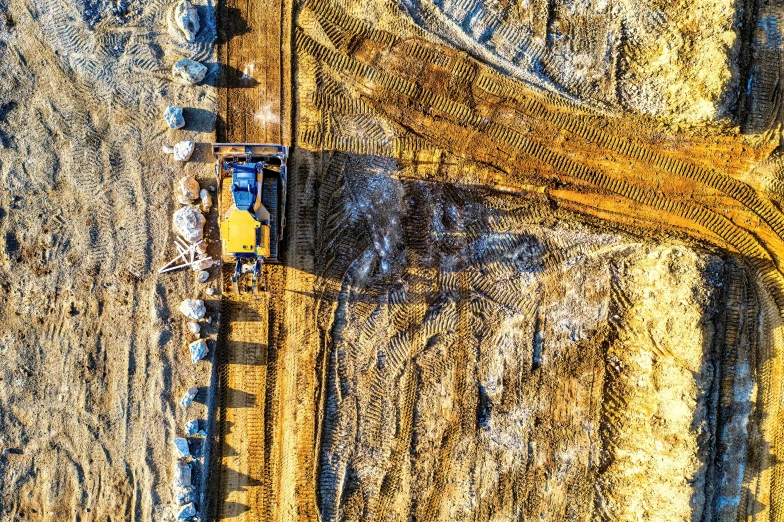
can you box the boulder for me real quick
[186,321,201,336]
[173,140,195,162]
[196,270,209,283]
[189,339,208,363]
[175,175,200,204]
[173,437,191,459]
[177,503,197,520]
[173,206,205,243]
[173,0,199,42]
[164,106,185,129]
[173,461,192,488]
[180,386,198,408]
[179,299,206,320]
[199,188,212,212]
[175,486,195,505]
[172,58,207,85]
[185,420,199,437]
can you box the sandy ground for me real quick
[1,0,783,521]
[0,0,218,520]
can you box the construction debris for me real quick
[189,339,208,363]
[195,240,208,256]
[173,0,200,42]
[173,437,191,459]
[176,175,200,205]
[179,299,206,320]
[180,386,198,408]
[173,206,205,243]
[172,58,207,85]
[159,238,212,273]
[196,270,209,283]
[199,188,212,212]
[164,106,185,129]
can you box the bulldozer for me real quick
[213,143,287,294]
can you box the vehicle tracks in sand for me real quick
[295,2,784,520]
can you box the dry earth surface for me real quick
[2,0,784,522]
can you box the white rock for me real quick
[175,486,195,505]
[191,258,213,271]
[176,175,200,204]
[179,299,206,320]
[180,386,198,408]
[173,206,205,243]
[196,270,209,283]
[206,287,217,296]
[172,58,207,85]
[186,321,201,335]
[185,420,199,437]
[164,106,185,129]
[189,339,208,363]
[173,140,195,162]
[173,437,191,459]
[173,461,192,488]
[163,144,174,154]
[177,503,197,520]
[174,0,200,42]
[199,188,212,213]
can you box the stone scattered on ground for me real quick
[199,188,212,212]
[191,258,213,271]
[172,58,207,85]
[175,486,195,505]
[206,287,216,296]
[173,140,195,162]
[173,438,191,459]
[196,270,209,283]
[173,461,192,488]
[177,502,197,520]
[189,339,208,363]
[164,105,185,129]
[180,386,199,408]
[175,175,200,205]
[173,206,206,243]
[186,321,201,336]
[173,0,200,42]
[179,299,206,320]
[185,420,199,437]
[163,140,195,162]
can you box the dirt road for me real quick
[209,0,317,520]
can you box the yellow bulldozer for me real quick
[213,143,287,294]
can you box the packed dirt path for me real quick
[209,0,314,520]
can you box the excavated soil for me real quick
[2,0,784,521]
